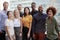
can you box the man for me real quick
[17,4,23,17]
[30,2,38,40]
[0,2,8,40]
[32,5,47,40]
[31,2,38,16]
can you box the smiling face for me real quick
[3,2,8,10]
[14,9,20,18]
[31,2,36,10]
[17,4,22,11]
[7,11,13,19]
[38,5,43,13]
[48,10,54,17]
[25,8,29,15]
[46,7,57,18]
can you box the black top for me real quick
[20,12,23,17]
[31,10,38,16]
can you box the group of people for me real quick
[0,1,60,40]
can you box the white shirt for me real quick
[14,18,20,27]
[5,19,14,36]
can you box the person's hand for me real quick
[27,33,30,38]
[13,35,16,40]
[58,32,60,40]
[0,31,2,35]
[33,33,35,38]
[20,33,22,37]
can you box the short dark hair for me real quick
[17,4,21,7]
[24,7,30,17]
[46,7,57,16]
[7,11,12,16]
[3,2,8,6]
[31,2,36,5]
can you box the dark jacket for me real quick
[20,12,23,17]
[31,10,38,16]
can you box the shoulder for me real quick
[36,10,38,12]
[29,15,32,18]
[42,13,47,16]
[19,17,22,20]
[0,10,5,16]
[5,19,9,23]
[29,15,32,17]
[53,17,57,22]
[42,13,48,17]
[33,13,38,17]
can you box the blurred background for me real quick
[0,0,60,26]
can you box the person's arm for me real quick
[28,15,32,38]
[20,18,23,36]
[0,13,2,32]
[5,20,12,40]
[55,19,60,40]
[6,26,12,40]
[55,19,59,35]
[32,16,36,33]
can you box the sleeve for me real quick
[0,15,1,22]
[55,19,59,34]
[21,17,24,24]
[5,19,9,26]
[0,12,2,22]
[29,15,32,23]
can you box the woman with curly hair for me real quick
[46,7,60,40]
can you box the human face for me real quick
[31,4,36,10]
[8,12,13,19]
[25,8,29,15]
[48,10,54,18]
[14,10,20,18]
[17,5,22,11]
[38,6,43,13]
[3,3,8,10]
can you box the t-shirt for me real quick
[14,18,20,27]
[22,15,32,28]
[5,19,14,36]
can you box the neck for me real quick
[32,9,36,11]
[4,9,7,11]
[48,16,53,20]
[18,10,21,12]
[8,18,12,20]
[15,16,19,18]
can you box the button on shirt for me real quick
[32,13,47,33]
[0,10,7,32]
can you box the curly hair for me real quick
[46,7,57,16]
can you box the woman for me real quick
[5,11,15,40]
[14,9,22,40]
[46,7,60,40]
[22,7,32,40]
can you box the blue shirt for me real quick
[0,10,7,32]
[32,13,47,33]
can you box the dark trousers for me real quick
[0,30,6,40]
[34,32,45,40]
[45,37,58,40]
[22,27,29,40]
[30,29,34,40]
[14,27,22,40]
